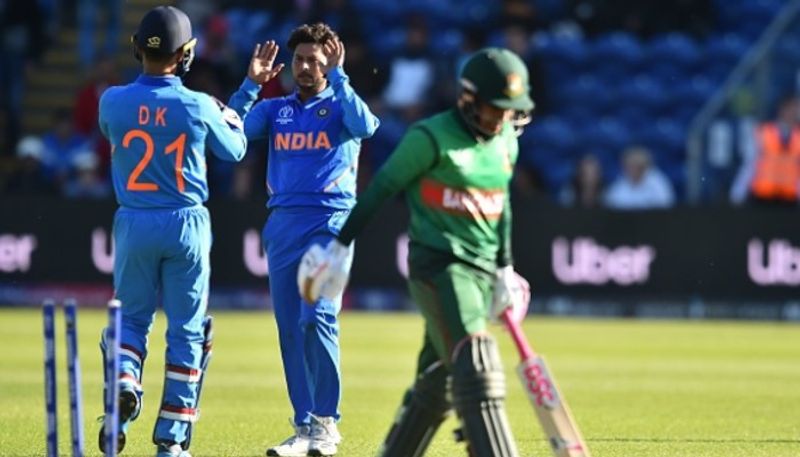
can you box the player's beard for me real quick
[295,72,324,92]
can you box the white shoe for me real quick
[308,415,341,457]
[266,420,312,457]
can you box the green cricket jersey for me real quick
[338,109,516,273]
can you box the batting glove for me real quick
[297,239,351,304]
[491,266,531,324]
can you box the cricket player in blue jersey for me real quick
[228,23,379,457]
[97,6,247,457]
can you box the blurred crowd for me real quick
[3,0,798,210]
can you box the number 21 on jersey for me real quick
[122,130,186,192]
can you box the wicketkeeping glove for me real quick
[297,239,351,304]
[490,266,531,324]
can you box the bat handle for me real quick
[501,308,536,360]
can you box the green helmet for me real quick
[460,47,534,111]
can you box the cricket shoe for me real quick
[266,420,312,457]
[308,414,342,457]
[155,441,191,457]
[98,388,140,454]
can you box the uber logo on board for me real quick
[748,238,800,285]
[552,237,656,286]
[0,234,37,273]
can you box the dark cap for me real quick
[460,47,534,111]
[134,6,194,55]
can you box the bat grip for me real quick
[501,308,536,360]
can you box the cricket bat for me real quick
[501,309,591,457]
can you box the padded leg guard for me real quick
[182,315,213,449]
[152,315,213,450]
[98,328,145,453]
[451,335,518,457]
[378,361,452,457]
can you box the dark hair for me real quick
[287,23,338,50]
[141,47,177,65]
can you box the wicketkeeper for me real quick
[299,47,533,456]
[98,6,246,457]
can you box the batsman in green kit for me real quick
[298,47,534,457]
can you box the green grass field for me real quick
[1,308,798,457]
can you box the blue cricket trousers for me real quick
[263,206,352,425]
[112,205,210,444]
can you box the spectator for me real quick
[5,136,56,195]
[382,15,434,111]
[560,154,605,207]
[605,146,675,209]
[342,39,387,101]
[62,150,111,199]
[73,54,117,174]
[194,14,239,94]
[177,0,217,29]
[501,0,538,30]
[40,109,91,188]
[74,55,118,135]
[0,0,46,154]
[730,95,800,208]
[77,0,122,69]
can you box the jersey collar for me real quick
[136,74,184,87]
[290,85,333,108]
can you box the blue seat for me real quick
[369,27,406,61]
[522,116,578,158]
[667,76,715,113]
[534,35,588,77]
[635,119,686,160]
[615,76,668,117]
[225,9,274,57]
[559,105,596,129]
[534,0,569,23]
[451,0,500,27]
[774,34,800,64]
[703,34,748,70]
[579,117,632,159]
[558,75,615,116]
[542,159,575,192]
[431,29,463,57]
[740,0,782,28]
[590,32,644,73]
[611,105,651,133]
[646,34,700,86]
[647,33,701,73]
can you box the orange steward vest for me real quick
[750,123,800,201]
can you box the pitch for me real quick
[0,308,798,456]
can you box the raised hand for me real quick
[321,38,345,75]
[247,40,284,84]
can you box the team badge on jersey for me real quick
[316,106,330,118]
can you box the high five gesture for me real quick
[321,38,345,75]
[247,40,284,85]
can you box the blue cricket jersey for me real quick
[229,66,379,209]
[99,74,247,209]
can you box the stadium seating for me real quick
[512,0,786,198]
[220,0,783,201]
